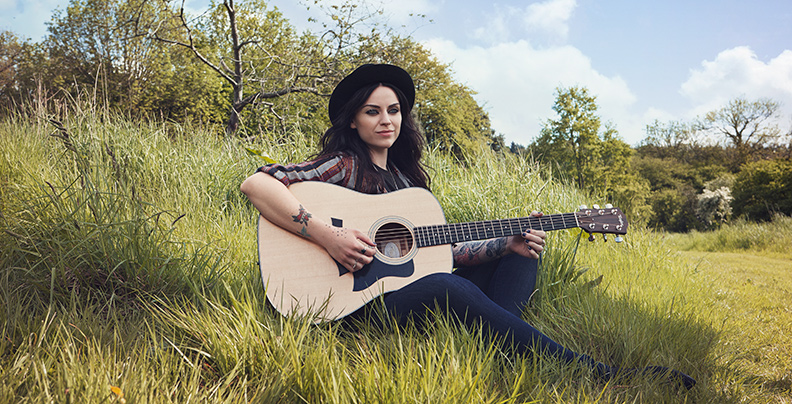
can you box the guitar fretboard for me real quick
[414,213,580,248]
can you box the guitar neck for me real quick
[414,213,579,248]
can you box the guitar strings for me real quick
[372,212,622,246]
[371,214,581,239]
[372,214,582,240]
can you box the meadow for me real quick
[1,102,790,403]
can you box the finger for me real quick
[523,228,547,242]
[530,210,544,217]
[527,241,544,253]
[354,230,376,247]
[358,242,376,256]
[350,259,361,272]
[524,240,542,258]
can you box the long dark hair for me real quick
[316,83,429,193]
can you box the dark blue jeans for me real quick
[350,254,588,367]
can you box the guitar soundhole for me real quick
[374,222,413,259]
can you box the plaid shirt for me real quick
[258,154,410,194]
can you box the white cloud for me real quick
[681,46,792,120]
[471,0,576,46]
[423,38,636,145]
[523,0,576,41]
[0,0,16,11]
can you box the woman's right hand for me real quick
[318,225,377,273]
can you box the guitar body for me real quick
[257,181,452,322]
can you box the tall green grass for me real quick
[664,215,792,257]
[0,103,778,402]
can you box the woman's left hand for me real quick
[505,210,546,259]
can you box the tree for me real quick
[533,86,635,189]
[531,86,646,221]
[45,0,164,107]
[703,97,783,166]
[0,31,25,103]
[147,0,391,136]
[641,119,703,161]
[30,0,224,122]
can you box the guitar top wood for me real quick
[257,181,452,322]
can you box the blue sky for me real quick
[2,0,791,145]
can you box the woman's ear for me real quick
[350,121,357,129]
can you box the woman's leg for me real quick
[453,254,538,317]
[380,272,582,363]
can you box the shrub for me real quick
[732,159,792,221]
[696,186,733,229]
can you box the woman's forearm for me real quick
[452,238,508,267]
[240,172,333,242]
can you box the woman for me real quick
[241,64,695,389]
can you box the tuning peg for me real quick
[592,204,600,209]
[588,233,595,242]
[579,204,588,209]
[615,235,624,243]
[605,203,613,209]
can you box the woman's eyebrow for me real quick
[362,102,400,109]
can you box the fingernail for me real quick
[526,229,532,233]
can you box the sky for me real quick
[2,0,791,146]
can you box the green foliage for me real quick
[732,159,792,221]
[532,86,649,224]
[0,30,25,101]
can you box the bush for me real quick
[732,159,792,221]
[696,187,733,229]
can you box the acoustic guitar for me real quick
[257,181,628,322]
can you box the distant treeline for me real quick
[1,0,790,231]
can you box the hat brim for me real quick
[329,64,415,122]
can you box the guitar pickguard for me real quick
[333,216,416,291]
[337,258,416,291]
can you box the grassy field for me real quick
[665,222,792,403]
[1,104,790,402]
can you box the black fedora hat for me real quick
[328,64,415,122]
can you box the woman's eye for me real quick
[365,109,379,115]
[388,108,400,114]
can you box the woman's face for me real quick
[351,85,402,164]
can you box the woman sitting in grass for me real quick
[241,63,695,390]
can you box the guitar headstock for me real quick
[575,204,628,240]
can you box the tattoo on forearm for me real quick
[454,238,507,266]
[485,238,507,258]
[292,205,312,237]
[457,241,486,262]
